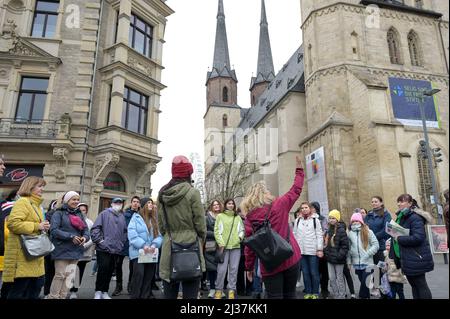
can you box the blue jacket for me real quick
[128,213,162,260]
[347,227,379,267]
[365,209,391,251]
[91,208,127,255]
[50,205,90,260]
[390,208,434,276]
[121,208,139,256]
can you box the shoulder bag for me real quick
[215,215,236,264]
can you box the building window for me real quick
[417,148,432,211]
[103,172,126,192]
[222,114,228,128]
[415,0,423,9]
[408,30,423,67]
[15,77,49,123]
[31,1,59,38]
[129,13,153,58]
[121,86,148,135]
[351,31,360,60]
[307,44,313,74]
[210,135,215,157]
[222,87,229,103]
[387,27,402,65]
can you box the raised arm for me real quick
[275,158,305,214]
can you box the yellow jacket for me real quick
[0,221,9,271]
[2,195,45,282]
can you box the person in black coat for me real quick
[204,200,222,298]
[390,194,434,299]
[324,210,349,299]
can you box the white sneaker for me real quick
[208,289,216,299]
[111,276,117,281]
[296,281,301,288]
[94,291,102,299]
[69,292,78,299]
[102,292,112,299]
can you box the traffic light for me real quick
[433,147,443,163]
[419,140,428,159]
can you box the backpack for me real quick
[296,217,317,230]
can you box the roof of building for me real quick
[359,0,442,18]
[238,45,305,133]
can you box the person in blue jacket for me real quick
[128,198,162,299]
[390,194,434,299]
[365,196,392,267]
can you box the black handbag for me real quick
[243,204,293,272]
[161,201,202,282]
[215,215,236,264]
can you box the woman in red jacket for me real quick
[241,157,304,299]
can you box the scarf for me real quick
[393,208,408,258]
[65,205,86,231]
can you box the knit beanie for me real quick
[63,191,80,204]
[172,155,194,179]
[328,210,341,222]
[350,212,364,224]
[140,197,151,208]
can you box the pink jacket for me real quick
[244,168,305,278]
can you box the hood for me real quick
[161,182,191,206]
[412,208,434,224]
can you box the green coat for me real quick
[214,210,244,249]
[157,182,206,282]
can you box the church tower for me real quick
[204,0,242,175]
[250,0,275,107]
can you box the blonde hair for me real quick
[240,181,274,216]
[17,176,46,197]
[361,224,370,250]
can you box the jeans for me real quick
[7,276,45,299]
[207,271,217,290]
[130,259,156,299]
[263,262,299,299]
[406,274,432,299]
[390,282,405,299]
[252,259,263,294]
[163,279,200,299]
[355,268,371,299]
[301,255,320,295]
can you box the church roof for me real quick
[360,0,442,18]
[250,0,275,90]
[238,45,305,132]
[208,0,238,83]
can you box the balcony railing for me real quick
[0,118,71,140]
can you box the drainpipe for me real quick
[80,0,104,202]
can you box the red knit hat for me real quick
[172,155,194,178]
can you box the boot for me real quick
[112,283,123,296]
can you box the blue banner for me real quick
[389,77,439,128]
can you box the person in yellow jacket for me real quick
[3,176,49,299]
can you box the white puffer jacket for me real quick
[293,213,323,255]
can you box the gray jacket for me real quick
[91,208,127,255]
[50,206,90,260]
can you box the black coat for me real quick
[324,222,349,264]
[205,212,218,271]
[389,208,434,276]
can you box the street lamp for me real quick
[419,88,441,221]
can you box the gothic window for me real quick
[31,1,60,38]
[129,13,153,58]
[387,27,402,65]
[222,114,228,128]
[103,172,126,192]
[417,147,432,211]
[15,77,49,123]
[307,44,313,73]
[222,87,229,103]
[351,31,360,60]
[408,30,423,67]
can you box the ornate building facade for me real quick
[0,0,173,218]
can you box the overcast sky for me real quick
[152,0,302,199]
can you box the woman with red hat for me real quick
[158,155,206,299]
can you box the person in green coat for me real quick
[158,155,206,299]
[214,199,244,299]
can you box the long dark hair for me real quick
[140,198,159,238]
[224,198,237,214]
[372,196,385,216]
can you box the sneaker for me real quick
[208,289,216,299]
[214,290,222,300]
[351,294,356,299]
[296,281,302,288]
[94,291,102,299]
[111,276,117,281]
[311,294,319,299]
[101,292,112,299]
[177,292,183,299]
[69,292,78,299]
[303,294,311,299]
[228,290,236,300]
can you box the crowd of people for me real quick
[0,155,448,300]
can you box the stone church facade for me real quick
[0,0,173,218]
[204,0,448,221]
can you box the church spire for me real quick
[251,0,275,92]
[212,0,230,71]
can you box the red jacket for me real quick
[244,168,304,278]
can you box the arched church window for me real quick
[223,87,229,103]
[408,30,423,67]
[387,27,402,65]
[223,114,228,128]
